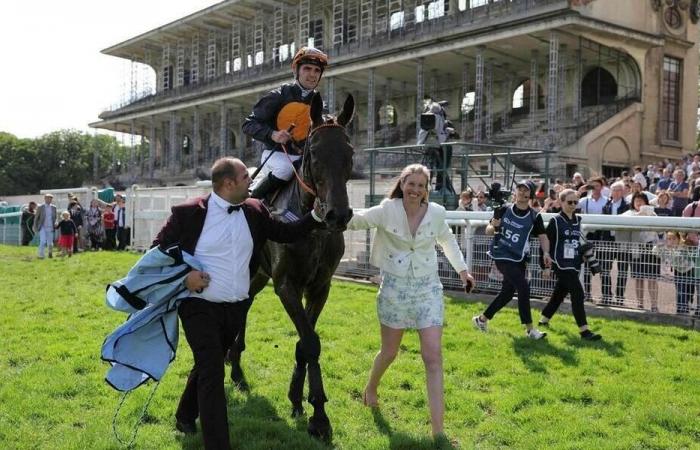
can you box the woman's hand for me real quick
[459,270,475,293]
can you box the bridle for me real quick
[286,120,347,213]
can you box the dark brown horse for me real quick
[227,93,355,441]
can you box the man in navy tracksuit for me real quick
[472,180,552,339]
[537,189,602,340]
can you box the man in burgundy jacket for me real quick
[152,157,323,450]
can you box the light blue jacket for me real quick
[101,244,202,392]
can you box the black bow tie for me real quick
[228,204,242,214]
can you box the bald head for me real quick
[211,157,244,190]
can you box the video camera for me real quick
[485,182,511,208]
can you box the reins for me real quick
[292,121,347,210]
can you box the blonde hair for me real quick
[559,188,578,202]
[388,164,431,203]
[61,211,70,219]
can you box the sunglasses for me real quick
[565,200,578,205]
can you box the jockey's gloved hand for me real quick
[311,198,327,222]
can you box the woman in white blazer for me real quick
[347,163,474,440]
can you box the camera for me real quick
[485,182,511,207]
[580,241,601,275]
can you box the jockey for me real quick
[242,47,328,199]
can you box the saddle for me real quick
[264,179,304,223]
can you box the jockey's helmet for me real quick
[291,47,328,76]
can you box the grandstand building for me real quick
[90,0,700,184]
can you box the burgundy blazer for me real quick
[152,194,319,276]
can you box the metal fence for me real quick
[339,211,700,317]
[0,212,22,245]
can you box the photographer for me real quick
[472,180,552,340]
[537,189,602,341]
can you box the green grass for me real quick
[1,244,699,449]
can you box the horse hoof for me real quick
[291,405,305,418]
[307,416,332,443]
[232,378,250,392]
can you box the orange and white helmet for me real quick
[291,47,329,75]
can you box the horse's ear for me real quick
[310,92,324,128]
[336,94,355,127]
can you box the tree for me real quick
[0,130,130,195]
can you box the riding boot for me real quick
[251,173,287,199]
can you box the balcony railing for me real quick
[100,0,570,118]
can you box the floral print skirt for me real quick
[377,271,444,330]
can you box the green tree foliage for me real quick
[0,130,129,195]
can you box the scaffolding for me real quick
[220,31,230,75]
[360,0,373,42]
[485,60,493,142]
[473,47,484,144]
[254,14,264,66]
[333,0,344,47]
[274,6,284,62]
[191,33,200,84]
[461,62,469,139]
[230,25,240,69]
[176,39,186,87]
[368,69,375,148]
[161,43,171,91]
[416,58,424,139]
[299,0,310,45]
[375,0,388,35]
[547,32,559,144]
[529,50,538,133]
[206,31,217,80]
[347,0,359,43]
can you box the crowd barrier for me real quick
[340,211,700,316]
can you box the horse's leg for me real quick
[277,281,332,441]
[301,281,333,441]
[227,272,269,391]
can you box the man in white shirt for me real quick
[152,157,324,449]
[33,193,57,259]
[576,177,608,301]
[113,194,128,250]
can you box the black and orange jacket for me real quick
[242,82,320,152]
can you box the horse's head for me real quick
[304,93,355,231]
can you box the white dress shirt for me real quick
[193,192,253,303]
[577,194,608,214]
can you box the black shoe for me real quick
[580,330,602,341]
[175,419,197,434]
[250,172,287,199]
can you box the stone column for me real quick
[501,63,512,131]
[192,107,200,168]
[219,103,227,157]
[149,116,156,177]
[573,47,582,123]
[169,111,178,172]
[485,60,493,142]
[326,77,336,114]
[416,58,424,140]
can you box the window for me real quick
[232,57,242,72]
[427,0,445,19]
[512,84,524,108]
[415,5,425,22]
[390,11,404,30]
[662,56,681,141]
[461,92,475,115]
[279,44,290,62]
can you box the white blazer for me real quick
[347,198,468,278]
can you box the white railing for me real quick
[31,180,700,317]
[0,212,22,245]
[340,211,700,316]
